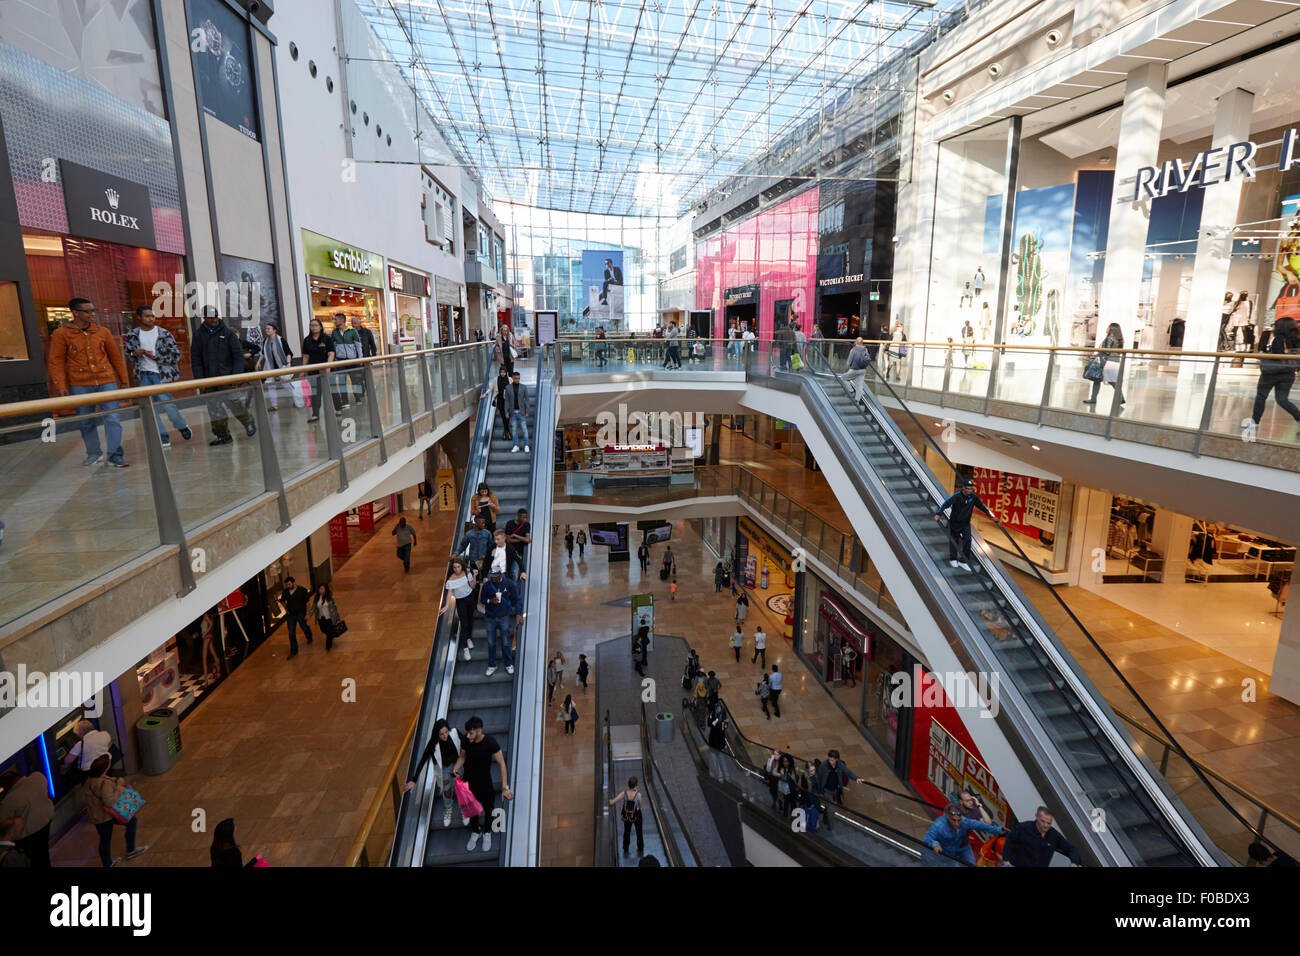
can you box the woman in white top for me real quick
[404,718,466,828]
[549,650,566,690]
[438,558,478,662]
[62,719,113,774]
[1230,291,1254,350]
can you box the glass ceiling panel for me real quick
[356,0,965,218]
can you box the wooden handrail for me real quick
[345,705,420,867]
[0,340,488,420]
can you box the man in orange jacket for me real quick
[47,298,131,467]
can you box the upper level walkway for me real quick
[0,343,489,757]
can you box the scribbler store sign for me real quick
[59,160,157,250]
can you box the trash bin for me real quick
[655,712,673,745]
[136,707,182,775]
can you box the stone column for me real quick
[1149,509,1193,582]
[1269,559,1300,705]
[1065,486,1113,587]
[1098,63,1167,344]
[1182,88,1256,357]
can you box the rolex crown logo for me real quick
[105,188,120,209]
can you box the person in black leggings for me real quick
[609,777,644,856]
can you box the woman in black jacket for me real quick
[1248,316,1300,432]
[210,818,242,867]
[1084,323,1126,408]
[301,317,338,422]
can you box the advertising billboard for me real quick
[582,250,624,327]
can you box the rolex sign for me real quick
[59,159,157,250]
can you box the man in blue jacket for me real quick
[478,568,520,678]
[1000,807,1082,867]
[923,803,1005,866]
[934,476,993,572]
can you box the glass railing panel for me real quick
[1116,352,1211,432]
[425,352,446,408]
[992,346,1049,405]
[262,369,333,482]
[157,382,267,532]
[371,360,405,432]
[333,371,379,446]
[0,405,161,627]
[402,356,427,418]
[1204,351,1296,443]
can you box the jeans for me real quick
[397,543,412,571]
[419,497,433,517]
[137,371,188,439]
[949,521,973,564]
[596,347,607,366]
[69,383,124,460]
[752,646,766,667]
[665,344,681,368]
[285,610,312,653]
[95,817,137,867]
[1252,371,1300,424]
[565,716,578,735]
[510,411,529,447]
[484,616,514,668]
[769,688,781,717]
[202,387,252,439]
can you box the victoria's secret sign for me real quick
[59,160,157,249]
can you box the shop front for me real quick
[434,275,465,345]
[735,515,796,639]
[301,229,387,350]
[388,263,431,351]
[816,177,894,342]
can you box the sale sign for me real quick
[358,502,375,532]
[328,513,350,556]
[970,468,1057,540]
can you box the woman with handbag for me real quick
[309,583,344,651]
[83,755,147,867]
[1083,323,1126,408]
[559,694,579,736]
[494,324,515,377]
[734,590,749,626]
[608,777,644,856]
[1246,316,1300,434]
[404,718,467,829]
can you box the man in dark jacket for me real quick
[278,576,312,658]
[814,750,860,829]
[1000,807,1081,867]
[934,476,993,572]
[503,371,531,453]
[190,306,255,446]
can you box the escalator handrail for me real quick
[502,350,556,867]
[801,345,1238,862]
[680,698,956,864]
[389,344,496,866]
[787,349,1203,863]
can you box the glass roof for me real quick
[357,0,959,218]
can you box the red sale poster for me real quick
[328,513,350,555]
[358,502,375,532]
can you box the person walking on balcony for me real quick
[278,576,313,658]
[752,626,767,668]
[504,370,531,454]
[191,306,256,446]
[301,317,337,422]
[309,583,343,651]
[1084,323,1127,409]
[935,476,993,572]
[885,321,907,382]
[256,321,299,412]
[1245,316,1300,438]
[663,320,683,369]
[48,297,132,467]
[392,516,417,573]
[125,305,191,448]
[331,314,364,408]
[595,325,608,366]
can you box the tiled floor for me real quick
[49,504,454,868]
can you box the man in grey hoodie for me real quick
[843,337,871,402]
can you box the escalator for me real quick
[389,357,555,867]
[778,347,1231,866]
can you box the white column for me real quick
[1098,63,1167,345]
[1065,487,1112,587]
[1182,88,1256,357]
[1149,509,1193,582]
[1269,559,1300,705]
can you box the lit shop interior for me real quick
[309,276,387,352]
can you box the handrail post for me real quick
[940,345,952,407]
[1191,354,1221,458]
[321,368,350,493]
[1037,348,1056,426]
[362,364,388,464]
[247,379,291,531]
[135,395,197,596]
[983,344,1000,415]
[439,349,453,407]
[396,356,416,446]
[1104,350,1128,440]
[417,352,436,428]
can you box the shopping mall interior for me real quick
[3,0,1300,907]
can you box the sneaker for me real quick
[949,560,960,568]
[511,445,520,453]
[462,645,471,661]
[1241,417,1256,430]
[524,445,530,453]
[210,435,233,446]
[245,422,257,437]
[107,458,130,468]
[126,845,149,860]
[482,834,492,853]
[506,665,515,675]
[485,666,497,677]
[268,406,279,413]
[466,639,474,649]
[307,415,320,423]
[462,816,470,827]
[957,562,972,572]
[443,806,453,828]
[82,454,103,466]
[180,427,193,441]
[467,832,481,851]
[161,437,172,449]
[108,857,123,867]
